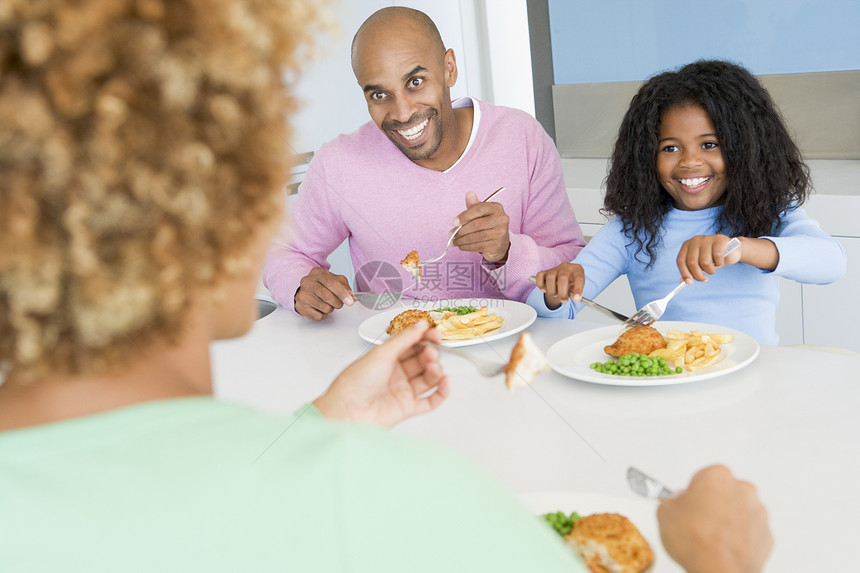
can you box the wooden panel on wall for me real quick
[553,70,860,160]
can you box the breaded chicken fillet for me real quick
[386,309,435,335]
[564,513,654,573]
[604,325,665,357]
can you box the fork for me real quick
[622,237,742,329]
[421,341,506,377]
[419,186,506,266]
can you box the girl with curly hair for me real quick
[531,60,845,344]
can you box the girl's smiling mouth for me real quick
[677,176,712,191]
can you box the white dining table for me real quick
[212,298,860,573]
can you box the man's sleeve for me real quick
[262,153,350,312]
[487,122,586,302]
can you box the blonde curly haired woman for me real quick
[0,1,590,571]
[0,2,772,572]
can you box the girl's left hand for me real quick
[313,321,450,428]
[677,234,743,282]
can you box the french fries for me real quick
[436,307,504,340]
[649,329,734,371]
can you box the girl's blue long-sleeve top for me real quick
[527,205,846,344]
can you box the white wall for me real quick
[482,0,535,116]
[288,0,534,158]
[548,0,860,84]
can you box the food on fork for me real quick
[386,309,436,335]
[604,325,666,357]
[504,331,548,390]
[564,513,654,573]
[400,250,421,282]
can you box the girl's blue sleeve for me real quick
[525,218,630,319]
[764,206,846,284]
[573,218,630,297]
[525,285,574,318]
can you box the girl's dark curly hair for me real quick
[604,59,811,264]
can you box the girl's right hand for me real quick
[677,234,743,282]
[534,263,585,310]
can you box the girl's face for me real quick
[656,103,727,211]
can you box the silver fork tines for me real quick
[622,281,688,329]
[622,237,742,329]
[421,341,506,377]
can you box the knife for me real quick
[627,466,674,500]
[579,297,630,322]
[527,276,629,322]
[350,291,405,305]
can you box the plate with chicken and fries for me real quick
[358,298,537,348]
[546,321,760,386]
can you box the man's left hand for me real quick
[451,191,510,263]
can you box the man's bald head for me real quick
[351,7,445,74]
[349,7,463,170]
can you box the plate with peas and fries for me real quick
[546,321,760,386]
[358,298,537,348]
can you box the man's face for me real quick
[352,23,456,166]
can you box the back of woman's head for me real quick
[0,0,319,381]
[605,59,809,263]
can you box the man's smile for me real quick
[382,109,441,159]
[396,117,429,141]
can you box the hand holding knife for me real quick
[527,276,630,322]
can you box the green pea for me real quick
[591,351,681,378]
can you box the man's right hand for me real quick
[294,267,355,321]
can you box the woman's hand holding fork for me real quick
[314,321,450,428]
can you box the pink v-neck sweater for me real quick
[264,99,585,311]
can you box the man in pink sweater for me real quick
[264,7,585,320]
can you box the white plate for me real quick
[520,491,682,573]
[358,298,537,348]
[546,321,759,386]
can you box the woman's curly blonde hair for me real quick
[0,0,322,382]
